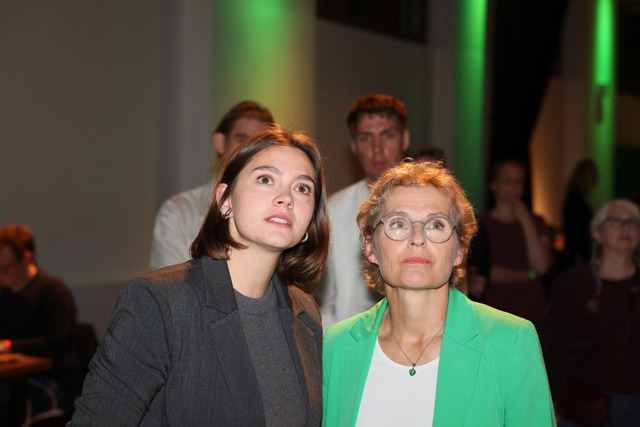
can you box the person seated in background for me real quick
[543,199,640,427]
[0,223,77,422]
[561,158,598,270]
[479,159,552,330]
[323,161,555,426]
[149,100,275,271]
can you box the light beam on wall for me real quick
[212,0,315,134]
[590,0,615,203]
[454,0,487,211]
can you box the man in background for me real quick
[0,223,77,422]
[318,94,410,328]
[149,101,274,270]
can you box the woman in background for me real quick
[480,159,552,328]
[323,161,555,426]
[544,199,640,427]
[71,126,329,426]
[561,159,598,269]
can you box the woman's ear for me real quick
[591,227,601,244]
[364,236,379,265]
[215,184,231,216]
[452,245,463,267]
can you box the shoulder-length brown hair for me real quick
[357,160,477,294]
[190,125,330,292]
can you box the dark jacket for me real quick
[71,258,322,426]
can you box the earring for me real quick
[222,207,232,220]
[300,232,309,243]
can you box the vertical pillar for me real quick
[454,0,488,210]
[159,0,213,198]
[589,0,615,203]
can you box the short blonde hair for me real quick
[356,161,477,294]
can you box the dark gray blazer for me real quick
[70,258,322,426]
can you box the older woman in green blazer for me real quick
[323,161,555,426]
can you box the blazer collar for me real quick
[199,257,294,313]
[198,257,318,424]
[433,287,483,425]
[344,288,484,426]
[333,298,387,424]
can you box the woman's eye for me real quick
[429,219,446,230]
[257,175,272,184]
[390,219,409,230]
[296,183,312,194]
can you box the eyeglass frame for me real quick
[374,212,458,244]
[602,216,640,230]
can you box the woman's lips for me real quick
[404,257,430,264]
[265,214,292,227]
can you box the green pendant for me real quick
[409,368,416,376]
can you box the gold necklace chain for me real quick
[387,310,445,377]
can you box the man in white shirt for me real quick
[149,101,274,271]
[318,94,410,328]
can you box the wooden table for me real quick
[0,353,53,426]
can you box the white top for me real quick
[357,339,439,427]
[318,179,382,329]
[149,181,214,271]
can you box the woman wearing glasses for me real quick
[544,199,640,427]
[323,161,555,426]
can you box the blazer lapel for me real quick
[200,258,265,423]
[433,288,482,426]
[339,299,387,424]
[279,281,322,425]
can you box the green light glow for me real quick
[590,0,615,203]
[454,0,487,210]
[212,0,308,123]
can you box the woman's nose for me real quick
[275,190,293,208]
[408,223,426,246]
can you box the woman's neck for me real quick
[226,249,280,298]
[599,253,637,280]
[384,288,448,339]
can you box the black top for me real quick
[562,187,594,267]
[543,262,640,395]
[0,270,76,384]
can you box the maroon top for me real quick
[479,212,548,321]
[543,263,640,395]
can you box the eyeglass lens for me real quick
[382,214,454,243]
[605,217,640,229]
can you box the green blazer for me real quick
[323,287,556,426]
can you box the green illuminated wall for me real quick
[589,0,615,203]
[212,0,315,134]
[454,0,487,210]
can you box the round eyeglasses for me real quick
[375,213,457,243]
[603,216,640,230]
